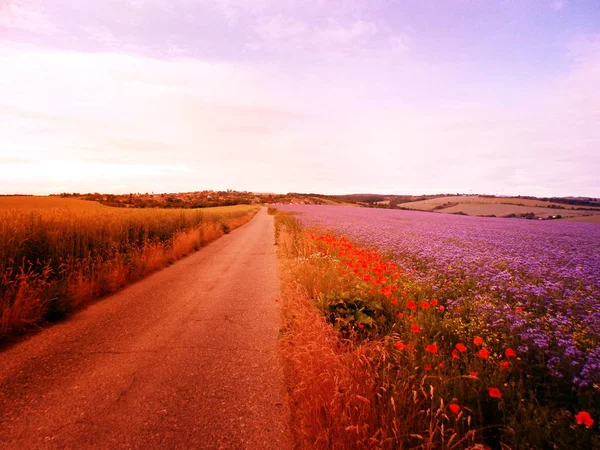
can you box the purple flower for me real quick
[277,204,600,388]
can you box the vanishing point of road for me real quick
[0,208,292,449]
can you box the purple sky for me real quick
[1,0,599,196]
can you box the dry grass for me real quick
[0,195,105,210]
[311,197,359,207]
[276,213,479,450]
[439,203,594,218]
[398,195,579,210]
[559,214,600,224]
[397,195,600,219]
[280,284,429,450]
[274,211,599,449]
[0,197,259,338]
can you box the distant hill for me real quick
[55,191,354,209]
[393,195,600,221]
[46,191,600,221]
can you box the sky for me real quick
[0,0,599,197]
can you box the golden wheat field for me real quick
[0,196,259,338]
[0,196,106,210]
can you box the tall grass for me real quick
[277,213,427,449]
[274,211,598,449]
[0,197,258,338]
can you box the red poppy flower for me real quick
[438,362,444,368]
[575,411,594,427]
[397,312,404,318]
[473,337,484,346]
[469,371,478,377]
[505,348,517,358]
[407,301,417,310]
[449,403,460,414]
[439,305,445,312]
[499,361,510,370]
[488,387,502,398]
[515,307,523,313]
[476,348,491,359]
[401,290,407,297]
[380,286,392,297]
[451,349,460,360]
[424,364,432,371]
[418,301,431,309]
[430,299,439,306]
[455,343,467,352]
[395,341,410,351]
[410,323,420,333]
[425,343,438,354]
[358,323,364,329]
[391,297,398,305]
[363,276,371,282]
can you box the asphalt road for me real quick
[0,207,291,449]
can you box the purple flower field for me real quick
[276,205,600,388]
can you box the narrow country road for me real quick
[0,208,291,449]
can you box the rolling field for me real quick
[397,195,600,219]
[274,205,599,449]
[0,196,259,338]
[560,214,600,224]
[0,196,106,210]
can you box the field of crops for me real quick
[0,197,258,338]
[275,205,599,448]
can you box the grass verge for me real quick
[274,210,598,449]
[1,203,259,339]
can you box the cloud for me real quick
[251,15,309,46]
[245,15,409,58]
[0,3,599,196]
[209,0,369,24]
[551,1,565,11]
[0,156,30,164]
[246,15,384,52]
[0,0,392,58]
[0,0,60,34]
[0,44,312,193]
[2,35,599,196]
[316,19,378,45]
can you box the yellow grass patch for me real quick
[0,195,106,210]
[0,199,259,337]
[559,215,600,224]
[398,195,600,219]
